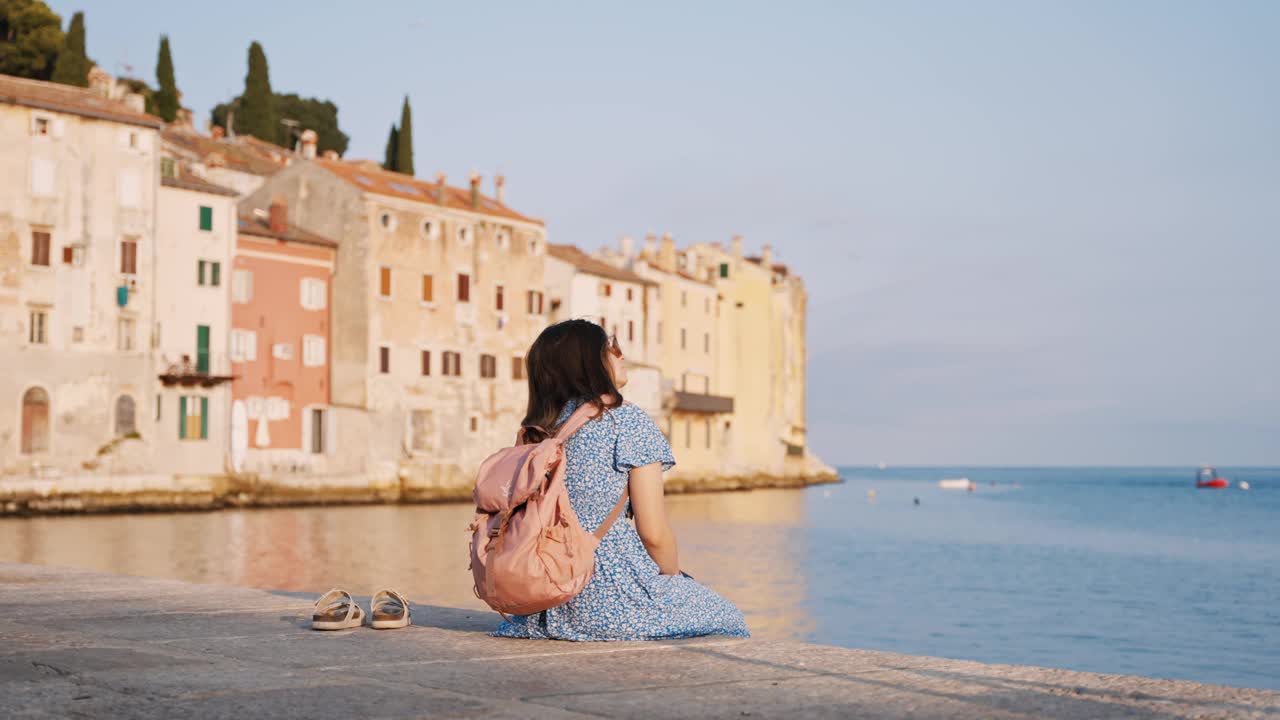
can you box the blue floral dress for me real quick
[493,400,750,641]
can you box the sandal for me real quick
[311,589,365,631]
[369,588,411,630]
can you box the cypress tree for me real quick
[50,11,90,87]
[383,124,400,172]
[236,41,277,142]
[395,96,414,176]
[154,35,178,122]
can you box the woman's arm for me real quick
[629,461,680,575]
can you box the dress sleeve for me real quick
[613,404,676,472]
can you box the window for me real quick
[420,220,434,240]
[120,238,138,275]
[684,419,691,449]
[600,282,612,297]
[156,393,161,421]
[30,231,51,266]
[495,284,504,311]
[179,395,208,440]
[300,277,326,310]
[681,291,687,308]
[30,157,54,196]
[232,270,253,304]
[230,329,257,362]
[599,316,606,329]
[197,260,220,286]
[628,320,635,342]
[480,354,497,379]
[128,131,139,150]
[267,342,291,361]
[719,262,729,279]
[443,351,461,377]
[72,326,83,343]
[20,387,50,454]
[496,229,510,250]
[458,225,471,245]
[421,274,434,303]
[117,317,135,351]
[704,332,710,354]
[116,395,137,437]
[379,345,390,373]
[470,416,479,433]
[705,419,712,449]
[28,309,48,344]
[199,205,213,231]
[160,157,176,178]
[410,410,433,451]
[32,115,50,135]
[457,273,471,303]
[626,288,633,301]
[420,350,431,376]
[118,169,141,208]
[310,408,327,454]
[680,328,687,350]
[512,356,526,380]
[526,290,544,315]
[379,211,396,231]
[303,335,326,367]
[196,325,211,373]
[528,238,541,255]
[379,266,392,298]
[62,244,83,266]
[657,321,662,345]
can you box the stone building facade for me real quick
[244,160,549,496]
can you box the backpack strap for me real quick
[592,486,630,540]
[552,397,616,442]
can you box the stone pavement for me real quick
[0,563,1276,719]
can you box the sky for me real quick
[57,0,1280,466]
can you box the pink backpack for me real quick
[468,401,629,617]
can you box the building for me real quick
[161,124,292,197]
[153,161,239,476]
[0,74,163,476]
[230,199,338,474]
[243,160,549,494]
[544,242,662,416]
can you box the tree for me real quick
[50,10,88,86]
[383,124,399,171]
[0,0,65,81]
[212,92,350,156]
[153,35,178,122]
[395,95,414,176]
[235,41,276,142]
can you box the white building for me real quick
[0,74,163,476]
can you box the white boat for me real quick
[938,478,974,490]
[877,461,888,470]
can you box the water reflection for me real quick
[0,488,813,639]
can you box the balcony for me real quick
[158,352,235,387]
[671,390,734,414]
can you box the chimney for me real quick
[731,235,744,259]
[619,235,634,257]
[658,233,676,272]
[210,125,225,140]
[434,172,446,204]
[268,196,288,234]
[299,129,318,159]
[322,149,339,160]
[643,232,658,258]
[88,66,112,98]
[494,174,505,204]
[469,172,481,208]
[124,93,145,113]
[762,244,774,266]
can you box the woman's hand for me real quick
[628,462,680,575]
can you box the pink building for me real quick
[230,200,337,472]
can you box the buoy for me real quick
[1239,481,1250,490]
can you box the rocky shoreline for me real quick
[0,468,842,516]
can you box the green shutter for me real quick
[196,325,210,374]
[200,397,209,439]
[719,263,729,279]
[199,206,213,231]
[197,260,205,286]
[211,262,221,287]
[178,396,187,438]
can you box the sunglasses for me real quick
[606,334,624,359]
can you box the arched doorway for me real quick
[115,395,137,437]
[21,387,49,454]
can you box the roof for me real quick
[162,126,286,177]
[237,214,338,249]
[314,158,543,226]
[746,256,789,276]
[635,253,715,287]
[548,244,655,286]
[161,166,238,197]
[0,74,163,129]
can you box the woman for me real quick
[494,319,749,641]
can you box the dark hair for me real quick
[521,319,623,442]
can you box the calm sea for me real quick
[1,466,1276,690]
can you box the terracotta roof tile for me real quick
[315,158,543,226]
[237,214,337,248]
[162,126,286,176]
[548,245,656,286]
[0,74,162,128]
[161,166,238,197]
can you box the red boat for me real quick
[1196,465,1229,489]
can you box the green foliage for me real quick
[118,76,155,113]
[154,35,178,122]
[236,41,276,142]
[0,0,65,81]
[211,92,350,156]
[383,124,399,171]
[50,10,88,86]
[395,95,414,176]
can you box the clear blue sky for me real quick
[61,1,1280,465]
